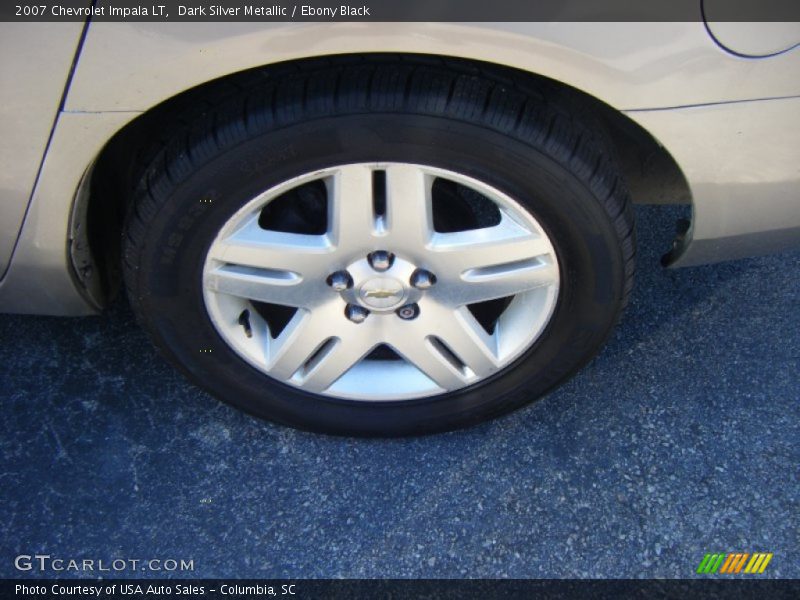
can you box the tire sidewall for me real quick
[130,113,626,436]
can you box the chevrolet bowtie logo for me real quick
[363,289,402,299]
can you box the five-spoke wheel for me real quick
[203,164,560,401]
[123,58,633,434]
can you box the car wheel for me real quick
[123,58,635,436]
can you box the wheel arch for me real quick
[79,53,691,307]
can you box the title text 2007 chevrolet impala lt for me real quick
[1,19,798,435]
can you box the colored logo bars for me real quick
[697,553,773,574]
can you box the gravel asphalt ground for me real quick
[1,205,797,579]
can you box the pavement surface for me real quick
[1,205,797,579]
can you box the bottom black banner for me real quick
[4,579,800,600]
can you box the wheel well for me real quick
[84,53,691,306]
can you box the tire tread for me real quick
[122,56,636,433]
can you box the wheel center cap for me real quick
[359,277,406,309]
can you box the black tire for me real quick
[123,56,635,436]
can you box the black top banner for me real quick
[3,0,800,22]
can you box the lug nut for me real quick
[410,269,437,290]
[326,270,353,291]
[368,250,394,272]
[345,304,370,324]
[396,303,420,320]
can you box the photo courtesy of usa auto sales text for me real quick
[177,4,371,16]
[16,583,299,596]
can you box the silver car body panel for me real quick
[627,96,800,267]
[0,21,798,315]
[0,22,85,278]
[64,22,800,111]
